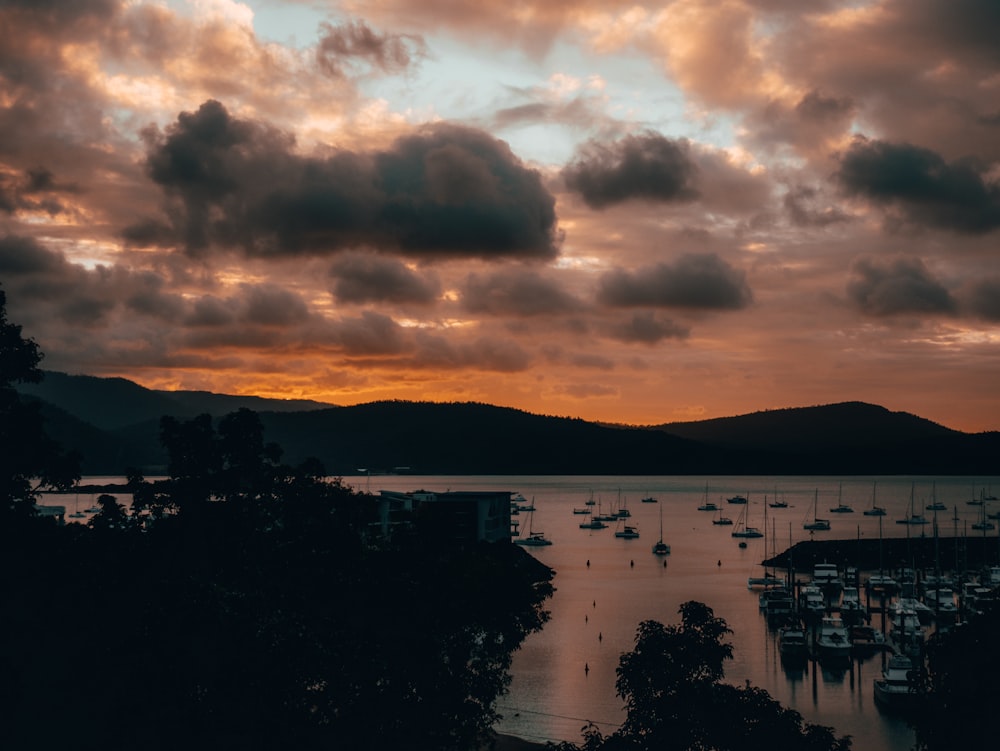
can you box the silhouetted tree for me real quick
[555,602,851,751]
[912,597,1000,751]
[0,286,79,516]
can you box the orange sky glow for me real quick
[1,1,999,433]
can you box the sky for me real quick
[1,0,999,432]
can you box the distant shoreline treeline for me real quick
[763,536,1000,573]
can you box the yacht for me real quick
[874,654,920,712]
[814,616,851,663]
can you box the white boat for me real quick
[799,584,826,618]
[814,616,851,663]
[812,562,842,594]
[840,586,864,620]
[924,588,957,617]
[873,654,920,712]
[652,504,670,555]
[779,625,809,660]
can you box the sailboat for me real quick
[896,483,928,525]
[514,500,552,546]
[971,500,995,531]
[652,504,670,554]
[925,481,946,511]
[712,506,733,525]
[829,483,853,513]
[863,481,886,516]
[697,482,719,511]
[803,489,831,531]
[732,504,763,538]
[68,492,85,519]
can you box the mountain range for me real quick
[17,371,1000,476]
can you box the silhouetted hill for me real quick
[17,371,333,431]
[652,402,958,451]
[17,373,1000,475]
[252,401,735,476]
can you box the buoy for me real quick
[630,559,634,568]
[586,559,590,567]
[585,663,590,674]
[599,632,603,642]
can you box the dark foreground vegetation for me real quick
[2,286,998,750]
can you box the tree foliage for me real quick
[912,597,1000,751]
[2,389,552,750]
[555,602,851,751]
[0,286,79,515]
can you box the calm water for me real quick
[48,475,1000,749]
[350,474,1000,750]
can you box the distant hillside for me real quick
[16,374,1000,475]
[17,371,334,431]
[652,402,958,451]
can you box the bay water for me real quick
[51,474,1000,749]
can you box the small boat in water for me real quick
[614,524,640,539]
[874,654,920,712]
[814,616,851,663]
[863,480,886,516]
[779,625,808,660]
[829,483,853,513]
[804,489,831,531]
[652,504,670,555]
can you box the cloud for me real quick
[846,256,957,316]
[962,277,1000,322]
[0,233,66,273]
[131,100,561,260]
[605,312,689,344]
[598,254,753,310]
[836,137,1000,234]
[460,269,582,316]
[330,252,440,304]
[316,19,426,79]
[562,131,699,209]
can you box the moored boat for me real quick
[874,654,920,713]
[814,615,851,663]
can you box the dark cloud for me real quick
[0,167,79,216]
[0,233,66,273]
[412,331,532,372]
[130,100,560,260]
[461,269,582,316]
[784,184,851,228]
[847,256,956,316]
[836,137,1000,234]
[795,90,854,124]
[242,284,311,327]
[962,277,1000,321]
[316,20,425,78]
[330,311,406,356]
[598,254,752,310]
[605,312,689,345]
[562,132,699,209]
[185,295,236,328]
[330,252,440,305]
